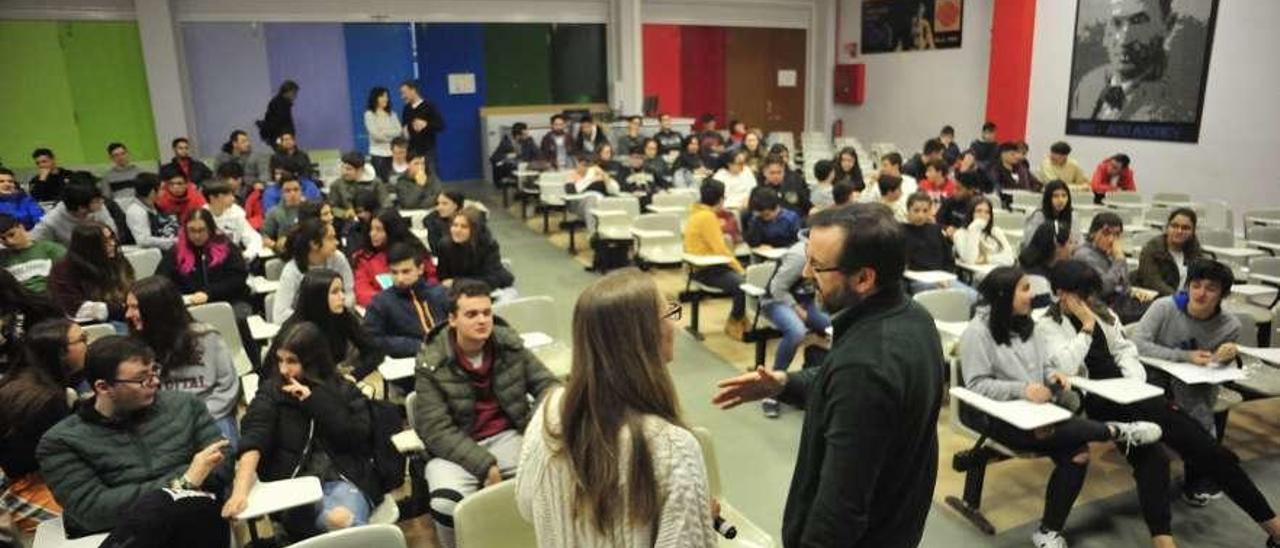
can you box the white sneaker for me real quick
[1107,421,1162,452]
[1032,528,1069,548]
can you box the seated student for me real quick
[1074,212,1153,322]
[425,191,465,251]
[969,121,999,168]
[273,219,355,324]
[810,160,836,210]
[330,152,391,220]
[414,279,560,548]
[353,210,438,307]
[27,148,78,203]
[163,137,213,188]
[262,159,322,212]
[832,147,865,192]
[684,180,747,339]
[123,173,179,251]
[0,319,86,533]
[156,164,208,221]
[1024,180,1082,251]
[918,158,958,203]
[270,130,315,180]
[267,269,382,381]
[539,114,576,170]
[877,175,908,222]
[832,180,857,207]
[49,223,134,323]
[903,138,945,180]
[214,130,270,190]
[1135,208,1201,296]
[395,153,438,210]
[340,190,381,257]
[863,152,919,205]
[103,142,143,200]
[1090,153,1136,204]
[726,119,747,147]
[713,149,757,209]
[739,131,768,174]
[364,242,449,358]
[1018,220,1076,308]
[744,187,802,249]
[517,270,716,547]
[389,136,412,180]
[619,144,655,197]
[160,208,250,306]
[654,113,684,154]
[759,154,811,218]
[939,125,962,164]
[959,266,1161,548]
[489,123,540,186]
[955,196,1015,267]
[758,237,831,418]
[595,143,626,184]
[614,115,644,160]
[641,138,674,190]
[986,141,1042,199]
[298,200,335,229]
[0,167,43,229]
[565,152,616,196]
[574,115,609,153]
[0,213,65,294]
[223,322,386,538]
[901,192,969,298]
[698,113,724,147]
[672,135,708,188]
[125,276,240,447]
[935,171,981,231]
[1039,142,1089,191]
[30,182,118,246]
[203,179,263,260]
[1132,259,1240,504]
[0,271,64,370]
[1037,261,1280,548]
[261,172,306,253]
[435,207,515,290]
[36,335,231,544]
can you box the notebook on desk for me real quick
[1139,356,1246,384]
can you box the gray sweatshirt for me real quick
[102,165,142,200]
[1132,296,1239,433]
[959,308,1073,401]
[1073,243,1129,299]
[159,327,240,421]
[763,240,808,308]
[29,203,119,246]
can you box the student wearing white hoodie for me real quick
[204,180,263,260]
[953,196,1015,268]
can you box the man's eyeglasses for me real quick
[663,301,683,321]
[113,365,161,387]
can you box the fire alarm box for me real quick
[834,63,864,105]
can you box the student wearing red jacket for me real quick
[351,210,438,307]
[1090,153,1136,204]
[156,164,207,220]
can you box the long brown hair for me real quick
[548,268,684,537]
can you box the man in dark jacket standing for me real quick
[714,204,943,548]
[412,279,559,548]
[36,336,230,545]
[259,80,298,145]
[400,79,446,180]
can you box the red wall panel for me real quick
[642,24,683,116]
[680,26,727,127]
[984,0,1037,141]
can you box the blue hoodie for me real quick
[0,191,45,229]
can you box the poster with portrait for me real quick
[1066,0,1219,143]
[861,0,964,54]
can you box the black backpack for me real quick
[366,398,406,493]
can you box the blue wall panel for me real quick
[342,23,415,156]
[182,23,273,158]
[264,23,354,153]
[415,23,486,182]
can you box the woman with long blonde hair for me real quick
[516,268,715,547]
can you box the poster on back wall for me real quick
[861,0,963,54]
[1066,0,1219,143]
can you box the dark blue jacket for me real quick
[363,280,449,358]
[744,207,802,248]
[0,191,44,229]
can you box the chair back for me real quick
[1070,189,1094,207]
[493,295,558,339]
[1010,191,1039,211]
[1250,227,1280,246]
[82,323,118,343]
[288,524,406,548]
[124,247,162,277]
[914,288,973,323]
[1104,191,1144,205]
[188,302,254,376]
[651,191,694,210]
[1198,227,1234,248]
[264,293,277,324]
[597,196,642,219]
[1251,257,1280,279]
[632,212,680,235]
[994,210,1023,232]
[264,258,286,281]
[1151,192,1192,205]
[454,481,537,548]
[1199,199,1233,232]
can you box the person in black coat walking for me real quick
[259,80,298,145]
[434,207,514,290]
[221,321,384,539]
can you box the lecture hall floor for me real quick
[397,182,1280,548]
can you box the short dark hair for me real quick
[628,115,643,124]
[399,79,419,92]
[512,122,528,135]
[906,191,933,209]
[62,182,101,211]
[85,335,154,387]
[390,136,408,150]
[550,114,566,123]
[807,203,906,292]
[1050,141,1072,155]
[32,148,54,160]
[922,138,944,156]
[699,179,725,206]
[1087,211,1124,236]
[341,151,366,169]
[926,158,949,175]
[0,167,14,178]
[387,242,421,266]
[941,125,955,136]
[171,137,189,149]
[1111,154,1131,169]
[699,113,716,123]
[278,80,299,95]
[1049,260,1102,298]
[1186,259,1234,296]
[204,180,234,197]
[880,152,903,167]
[997,141,1020,154]
[107,142,126,155]
[580,115,594,124]
[134,173,161,197]
[749,187,781,212]
[813,159,834,181]
[982,121,997,132]
[278,168,300,184]
[761,154,787,171]
[878,174,903,196]
[0,213,19,233]
[955,170,983,190]
[159,164,183,182]
[833,182,855,205]
[448,278,493,313]
[353,189,381,214]
[216,161,243,180]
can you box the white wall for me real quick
[1026,0,1280,214]
[833,0,994,156]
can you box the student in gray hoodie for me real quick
[1132,259,1241,504]
[125,276,241,449]
[758,237,830,418]
[29,182,118,246]
[960,265,1161,548]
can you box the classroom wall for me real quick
[264,23,356,153]
[1025,0,1280,213]
[833,0,994,156]
[182,22,273,160]
[343,23,416,156]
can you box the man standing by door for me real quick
[712,203,943,548]
[400,79,446,183]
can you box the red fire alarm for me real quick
[834,63,864,105]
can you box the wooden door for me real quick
[725,27,807,137]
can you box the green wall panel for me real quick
[483,24,553,106]
[550,24,607,104]
[0,22,83,167]
[60,21,158,163]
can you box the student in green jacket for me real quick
[0,213,65,294]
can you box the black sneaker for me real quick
[762,398,780,419]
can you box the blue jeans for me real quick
[764,298,831,371]
[214,415,240,454]
[313,480,371,532]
